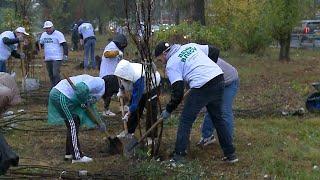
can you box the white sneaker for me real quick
[102,109,116,117]
[116,130,127,138]
[196,135,216,146]
[72,156,93,163]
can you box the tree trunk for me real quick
[278,32,291,61]
[192,0,205,25]
[174,7,180,25]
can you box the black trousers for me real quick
[127,88,158,137]
[102,75,120,110]
[64,115,82,160]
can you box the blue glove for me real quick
[99,122,107,132]
[160,110,171,120]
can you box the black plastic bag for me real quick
[0,133,19,175]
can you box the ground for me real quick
[1,35,320,179]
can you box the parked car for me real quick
[300,20,320,35]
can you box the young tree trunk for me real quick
[174,7,180,25]
[278,32,291,61]
[192,0,205,25]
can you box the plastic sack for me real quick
[23,78,40,92]
[305,92,320,113]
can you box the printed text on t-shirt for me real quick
[178,47,197,62]
[43,38,54,43]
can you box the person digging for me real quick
[113,59,161,145]
[47,74,106,163]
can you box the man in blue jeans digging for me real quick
[155,41,238,164]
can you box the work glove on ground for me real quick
[98,122,107,132]
[160,110,171,120]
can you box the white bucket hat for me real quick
[43,21,54,28]
[15,27,29,36]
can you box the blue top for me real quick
[129,77,145,112]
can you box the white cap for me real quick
[15,27,29,36]
[43,21,53,28]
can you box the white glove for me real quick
[117,88,124,98]
[122,111,130,122]
[117,50,123,59]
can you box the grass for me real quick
[1,34,320,178]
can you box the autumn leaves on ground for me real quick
[2,36,320,178]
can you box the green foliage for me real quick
[0,8,22,31]
[207,0,272,54]
[154,22,231,50]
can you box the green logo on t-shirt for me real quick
[178,47,197,62]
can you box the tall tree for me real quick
[265,0,311,61]
[192,0,205,25]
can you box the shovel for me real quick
[123,117,163,157]
[123,89,191,157]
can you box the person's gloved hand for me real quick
[122,111,130,122]
[20,52,26,59]
[117,50,123,59]
[63,55,68,62]
[87,96,97,105]
[98,122,107,132]
[160,110,171,120]
[117,88,125,98]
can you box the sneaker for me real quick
[102,109,116,117]
[197,135,216,146]
[64,154,73,161]
[169,152,187,166]
[72,156,93,164]
[116,130,127,138]
[222,154,239,164]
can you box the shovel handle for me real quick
[138,118,163,144]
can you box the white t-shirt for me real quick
[0,31,18,61]
[99,41,121,77]
[54,74,105,100]
[166,43,223,88]
[78,23,95,40]
[40,30,66,61]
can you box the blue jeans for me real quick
[0,61,7,72]
[84,38,96,69]
[175,75,235,156]
[201,79,239,139]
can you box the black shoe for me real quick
[222,154,239,163]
